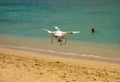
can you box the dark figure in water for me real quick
[91,28,95,33]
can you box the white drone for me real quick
[44,26,80,45]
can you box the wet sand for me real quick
[0,47,120,82]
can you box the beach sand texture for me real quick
[0,47,120,82]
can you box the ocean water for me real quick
[0,0,120,62]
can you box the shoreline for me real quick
[0,34,120,59]
[0,44,120,64]
[0,45,120,82]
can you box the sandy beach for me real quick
[0,47,120,82]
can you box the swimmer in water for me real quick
[91,28,95,33]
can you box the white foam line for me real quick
[16,46,78,56]
[81,54,120,61]
[82,54,105,58]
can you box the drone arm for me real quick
[68,31,80,34]
[63,31,80,36]
[44,29,56,35]
[51,35,54,43]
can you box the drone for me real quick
[44,26,80,45]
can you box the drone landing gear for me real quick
[58,38,67,46]
[58,39,62,46]
[63,37,67,45]
[51,35,54,43]
[51,36,67,46]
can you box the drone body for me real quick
[44,26,80,45]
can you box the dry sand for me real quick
[0,47,120,82]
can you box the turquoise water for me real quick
[0,0,120,44]
[0,0,120,60]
